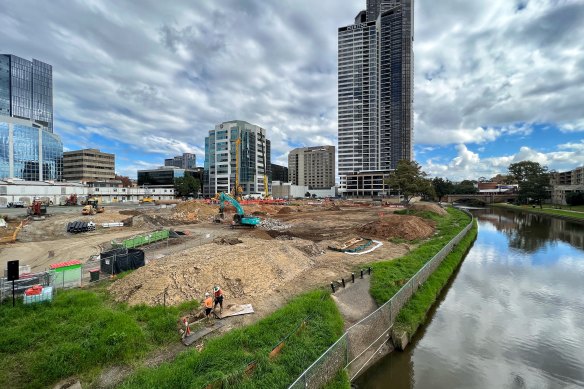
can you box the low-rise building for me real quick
[271,181,336,199]
[62,148,115,183]
[551,166,584,204]
[0,179,174,206]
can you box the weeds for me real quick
[394,220,478,336]
[120,290,344,389]
[0,284,198,388]
[369,207,471,305]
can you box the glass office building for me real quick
[204,120,271,197]
[338,0,413,196]
[0,55,61,181]
[0,117,63,181]
[0,54,53,133]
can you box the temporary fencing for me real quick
[288,209,474,388]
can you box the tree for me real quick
[566,192,584,206]
[385,160,434,204]
[508,161,551,207]
[453,180,478,195]
[174,174,201,198]
[115,174,132,187]
[432,177,454,202]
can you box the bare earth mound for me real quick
[171,201,217,222]
[409,203,448,216]
[108,238,315,306]
[358,214,435,240]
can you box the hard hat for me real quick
[205,292,210,297]
[213,286,220,292]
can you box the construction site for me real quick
[0,198,444,321]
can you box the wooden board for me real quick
[217,304,255,319]
[182,321,225,346]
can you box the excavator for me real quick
[217,192,260,227]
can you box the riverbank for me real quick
[392,219,478,338]
[491,203,584,222]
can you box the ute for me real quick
[217,192,260,227]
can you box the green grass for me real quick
[369,207,471,305]
[0,283,198,389]
[120,290,344,389]
[393,220,478,336]
[322,369,351,389]
[393,208,442,222]
[492,203,584,220]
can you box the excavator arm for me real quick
[218,192,245,216]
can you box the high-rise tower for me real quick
[338,0,413,197]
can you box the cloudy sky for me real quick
[1,0,583,180]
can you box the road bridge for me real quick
[446,193,518,204]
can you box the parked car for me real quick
[7,201,25,208]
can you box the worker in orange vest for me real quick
[213,285,224,314]
[204,292,213,321]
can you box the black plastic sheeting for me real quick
[100,248,145,275]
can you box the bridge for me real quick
[446,193,518,204]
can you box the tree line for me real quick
[385,160,572,207]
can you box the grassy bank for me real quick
[121,290,344,389]
[0,283,198,389]
[393,220,478,336]
[492,203,584,220]
[369,207,471,304]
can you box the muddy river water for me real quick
[355,207,584,388]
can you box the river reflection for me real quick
[355,208,584,389]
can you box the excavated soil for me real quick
[108,238,316,306]
[358,214,435,240]
[409,202,448,216]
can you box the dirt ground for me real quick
[1,201,442,324]
[107,204,442,327]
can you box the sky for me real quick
[1,0,583,181]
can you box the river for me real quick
[354,207,584,388]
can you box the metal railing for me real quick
[289,209,474,388]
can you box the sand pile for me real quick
[409,203,447,216]
[358,214,435,240]
[171,201,218,222]
[108,238,315,306]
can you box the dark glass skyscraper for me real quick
[0,55,61,181]
[0,54,53,132]
[338,0,413,197]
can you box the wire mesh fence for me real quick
[288,210,474,388]
[0,270,55,303]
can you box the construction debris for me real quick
[66,221,96,234]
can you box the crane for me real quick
[217,192,260,227]
[263,136,269,199]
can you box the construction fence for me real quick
[289,209,474,388]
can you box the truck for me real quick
[217,192,260,227]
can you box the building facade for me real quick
[338,0,413,196]
[551,166,584,205]
[271,163,289,183]
[62,149,115,183]
[164,153,196,169]
[0,54,53,133]
[0,116,62,181]
[272,181,337,199]
[0,180,174,206]
[288,146,335,189]
[137,166,194,187]
[204,120,271,197]
[0,55,61,181]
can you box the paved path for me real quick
[331,274,378,329]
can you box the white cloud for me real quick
[423,144,584,181]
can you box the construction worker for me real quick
[204,292,213,320]
[213,285,224,314]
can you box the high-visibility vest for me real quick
[204,297,213,308]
